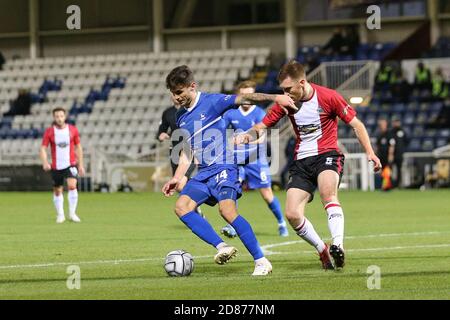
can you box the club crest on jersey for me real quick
[342,105,350,116]
[57,142,68,148]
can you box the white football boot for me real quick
[56,215,65,224]
[69,214,81,223]
[252,257,272,276]
[214,245,238,265]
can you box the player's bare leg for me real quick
[318,170,345,269]
[67,178,81,222]
[259,187,288,236]
[53,186,65,223]
[219,199,271,275]
[285,188,333,270]
[174,195,235,265]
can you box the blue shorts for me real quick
[180,165,242,206]
[239,162,272,189]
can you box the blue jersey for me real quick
[223,106,267,164]
[176,92,238,175]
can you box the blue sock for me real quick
[231,215,264,260]
[180,211,223,248]
[268,197,284,224]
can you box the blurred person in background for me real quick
[390,116,409,188]
[373,62,394,95]
[431,67,449,101]
[3,89,32,116]
[340,25,360,59]
[322,27,345,57]
[391,68,411,104]
[414,61,432,93]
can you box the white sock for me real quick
[325,202,344,248]
[295,217,326,253]
[68,189,78,216]
[53,194,64,217]
[216,242,228,250]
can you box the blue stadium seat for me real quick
[392,103,406,113]
[403,112,415,125]
[421,138,435,151]
[412,125,425,138]
[436,138,449,148]
[365,113,378,126]
[408,138,422,152]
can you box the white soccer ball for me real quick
[164,250,194,277]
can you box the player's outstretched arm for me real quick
[235,122,268,145]
[348,117,382,172]
[162,150,193,197]
[39,146,51,171]
[235,93,297,113]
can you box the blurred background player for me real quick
[162,65,296,275]
[39,108,84,223]
[220,80,289,238]
[390,116,409,188]
[237,60,381,270]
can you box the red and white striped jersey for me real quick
[42,124,80,170]
[262,83,356,160]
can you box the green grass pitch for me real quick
[0,190,449,300]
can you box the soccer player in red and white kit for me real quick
[238,60,382,270]
[40,108,85,223]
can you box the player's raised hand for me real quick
[275,95,297,114]
[368,153,382,172]
[43,162,51,171]
[162,177,180,197]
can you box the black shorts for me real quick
[287,151,345,202]
[170,161,197,179]
[51,166,79,187]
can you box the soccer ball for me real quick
[164,250,194,277]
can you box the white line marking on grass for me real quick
[261,230,450,255]
[263,243,450,256]
[0,231,449,270]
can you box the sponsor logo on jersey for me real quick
[231,120,239,124]
[180,122,186,127]
[57,142,68,148]
[298,124,320,135]
[200,113,206,120]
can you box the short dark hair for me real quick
[236,80,256,93]
[278,60,306,82]
[52,107,66,115]
[165,65,195,90]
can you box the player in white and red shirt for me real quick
[40,107,85,223]
[238,60,381,270]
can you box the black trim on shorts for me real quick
[170,161,197,179]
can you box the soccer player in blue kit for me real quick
[220,81,289,238]
[162,65,296,275]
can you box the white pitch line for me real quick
[0,230,449,270]
[263,243,450,256]
[261,230,450,254]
